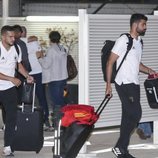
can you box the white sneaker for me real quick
[2,146,14,156]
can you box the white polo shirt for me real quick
[112,34,143,85]
[0,42,22,90]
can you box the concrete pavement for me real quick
[0,127,158,158]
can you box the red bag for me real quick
[61,104,99,127]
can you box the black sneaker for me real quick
[112,147,125,158]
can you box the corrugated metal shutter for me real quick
[87,14,158,128]
[0,19,78,84]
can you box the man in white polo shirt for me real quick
[0,25,34,156]
[106,14,155,158]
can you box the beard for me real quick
[139,31,146,36]
[136,27,146,36]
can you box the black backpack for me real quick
[101,33,133,83]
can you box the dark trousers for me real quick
[115,83,142,151]
[48,79,67,107]
[31,73,49,122]
[48,79,67,128]
[0,87,17,147]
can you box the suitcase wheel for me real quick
[36,150,40,154]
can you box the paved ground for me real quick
[0,126,158,158]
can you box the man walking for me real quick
[106,14,155,158]
[0,25,33,156]
[13,24,32,104]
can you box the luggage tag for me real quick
[148,73,158,79]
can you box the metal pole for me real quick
[2,0,9,26]
[153,121,158,144]
[78,9,88,154]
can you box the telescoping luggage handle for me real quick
[96,94,112,116]
[54,120,62,158]
[21,82,36,113]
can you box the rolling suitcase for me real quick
[53,95,111,158]
[144,73,158,109]
[12,83,44,153]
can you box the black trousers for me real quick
[0,87,17,147]
[115,83,142,151]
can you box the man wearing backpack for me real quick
[106,14,156,158]
[13,25,32,104]
[0,25,34,156]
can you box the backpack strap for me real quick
[13,43,20,74]
[140,39,143,49]
[14,43,20,56]
[115,33,133,76]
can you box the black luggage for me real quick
[144,74,158,109]
[53,95,111,158]
[12,83,44,153]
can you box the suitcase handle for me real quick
[22,82,36,112]
[153,87,158,103]
[54,120,62,157]
[96,94,112,116]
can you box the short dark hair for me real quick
[130,13,148,27]
[12,24,23,33]
[1,25,14,35]
[21,26,27,33]
[49,31,61,43]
